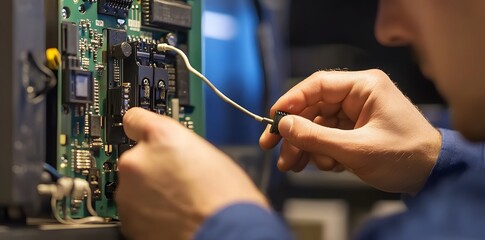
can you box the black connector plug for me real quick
[270,110,289,135]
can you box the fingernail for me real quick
[278,116,293,136]
[277,158,285,168]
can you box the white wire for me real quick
[41,179,105,224]
[157,43,274,125]
[83,185,101,218]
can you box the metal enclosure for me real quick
[0,0,46,211]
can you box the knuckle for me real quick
[366,69,391,85]
[118,148,142,174]
[312,70,333,81]
[366,68,386,77]
[143,122,163,141]
[359,69,393,92]
[291,119,318,150]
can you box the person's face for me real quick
[375,0,485,141]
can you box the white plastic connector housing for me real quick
[55,177,90,200]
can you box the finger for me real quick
[277,140,303,171]
[117,143,151,182]
[260,104,321,150]
[123,107,184,142]
[292,152,310,172]
[259,124,281,150]
[260,102,341,150]
[269,71,360,116]
[310,155,339,171]
[332,164,346,172]
[278,115,363,162]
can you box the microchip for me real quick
[98,0,133,18]
[142,0,192,29]
[90,115,102,138]
[75,74,90,98]
[270,111,289,135]
[118,144,132,157]
[61,21,78,56]
[63,70,94,104]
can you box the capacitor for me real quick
[165,33,178,46]
[111,42,132,59]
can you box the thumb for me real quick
[123,107,187,142]
[278,115,360,157]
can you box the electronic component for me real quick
[72,149,93,172]
[111,42,132,59]
[176,44,191,105]
[49,0,203,223]
[59,134,67,146]
[270,111,289,135]
[98,0,133,18]
[104,182,117,200]
[61,21,78,56]
[88,168,102,200]
[46,48,61,70]
[118,144,132,157]
[37,177,105,224]
[89,115,102,138]
[63,70,94,104]
[107,87,127,144]
[141,0,192,29]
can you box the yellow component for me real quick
[105,144,113,154]
[46,48,61,70]
[59,134,67,146]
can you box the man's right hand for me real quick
[116,108,268,240]
[260,69,442,195]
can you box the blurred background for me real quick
[202,0,450,239]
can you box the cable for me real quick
[157,43,274,126]
[43,163,62,181]
[38,178,105,224]
[24,52,57,104]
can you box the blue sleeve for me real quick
[355,171,485,240]
[404,128,485,206]
[195,203,293,240]
[355,129,485,240]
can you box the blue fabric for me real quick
[402,128,485,207]
[356,128,485,240]
[197,129,485,239]
[355,171,485,240]
[195,203,293,240]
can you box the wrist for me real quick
[407,127,443,195]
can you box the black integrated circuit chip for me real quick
[98,0,133,18]
[63,70,94,104]
[90,115,102,138]
[61,21,78,56]
[142,0,192,30]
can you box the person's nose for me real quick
[374,0,414,47]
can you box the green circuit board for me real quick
[55,0,203,220]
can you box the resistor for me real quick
[80,19,87,31]
[91,138,103,150]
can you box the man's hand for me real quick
[260,69,442,194]
[116,108,268,240]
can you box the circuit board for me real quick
[53,0,203,221]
